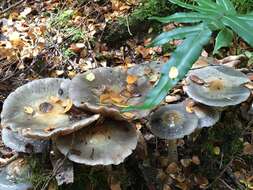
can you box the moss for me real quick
[102,0,174,46]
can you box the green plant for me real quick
[123,0,253,112]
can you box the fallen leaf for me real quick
[180,159,192,168]
[126,75,138,84]
[189,75,205,85]
[50,96,61,103]
[61,99,73,113]
[24,106,34,115]
[243,143,253,155]
[85,72,95,81]
[169,66,179,79]
[44,125,56,132]
[192,156,200,165]
[213,146,220,155]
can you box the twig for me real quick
[0,152,19,168]
[218,179,235,190]
[0,0,26,16]
[126,15,133,36]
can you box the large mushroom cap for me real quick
[1,78,100,139]
[2,127,48,153]
[184,65,250,107]
[191,104,220,128]
[0,158,33,190]
[69,64,161,120]
[149,103,199,139]
[55,119,138,166]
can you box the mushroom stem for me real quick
[166,139,178,163]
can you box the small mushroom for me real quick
[55,119,138,166]
[191,103,221,128]
[149,103,199,140]
[149,103,199,162]
[1,78,100,139]
[2,127,48,153]
[69,65,160,120]
[184,65,250,107]
[0,158,33,190]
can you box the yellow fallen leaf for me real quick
[126,75,138,84]
[169,66,179,79]
[24,106,34,115]
[50,96,61,103]
[85,72,95,81]
[61,99,73,113]
[213,146,220,155]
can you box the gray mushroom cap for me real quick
[2,127,48,153]
[191,104,221,128]
[149,103,199,139]
[55,119,138,166]
[0,158,33,190]
[1,78,100,139]
[184,65,250,107]
[69,65,160,120]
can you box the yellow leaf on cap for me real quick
[126,75,138,84]
[24,106,34,115]
[85,72,95,81]
[169,66,178,79]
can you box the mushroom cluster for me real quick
[0,62,163,187]
[1,60,251,187]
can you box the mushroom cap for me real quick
[192,104,220,128]
[2,127,48,153]
[0,158,33,190]
[149,103,199,139]
[55,119,138,166]
[184,65,250,107]
[69,65,160,120]
[1,78,100,139]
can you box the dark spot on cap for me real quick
[39,102,54,113]
[58,88,64,96]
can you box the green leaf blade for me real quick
[123,27,212,111]
[213,28,234,54]
[216,0,236,13]
[148,24,204,47]
[222,15,253,46]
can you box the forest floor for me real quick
[0,0,253,190]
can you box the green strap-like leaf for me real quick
[222,15,253,46]
[216,0,236,13]
[197,0,224,11]
[213,28,234,54]
[169,0,220,14]
[122,26,212,111]
[148,24,204,47]
[150,12,208,23]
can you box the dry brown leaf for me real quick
[166,162,180,174]
[61,99,73,113]
[192,156,200,165]
[243,143,253,155]
[44,125,56,132]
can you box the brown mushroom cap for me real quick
[69,64,161,120]
[184,65,250,107]
[191,104,220,128]
[149,103,199,139]
[2,127,48,153]
[1,78,100,139]
[55,119,138,166]
[0,158,33,190]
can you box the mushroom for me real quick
[184,65,250,107]
[1,78,100,139]
[69,64,160,120]
[1,127,48,153]
[0,158,33,190]
[55,119,138,166]
[148,103,199,161]
[191,103,220,128]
